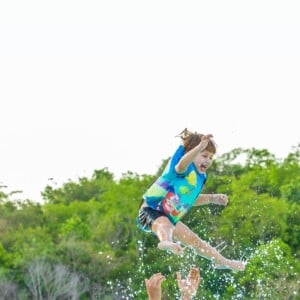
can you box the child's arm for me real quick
[175,134,213,174]
[194,194,228,206]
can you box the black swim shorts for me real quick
[137,206,166,233]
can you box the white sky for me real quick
[1,1,299,202]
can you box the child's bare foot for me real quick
[214,259,246,271]
[158,241,184,255]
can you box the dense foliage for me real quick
[0,146,299,299]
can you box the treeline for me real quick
[0,147,299,299]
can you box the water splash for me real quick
[105,237,298,299]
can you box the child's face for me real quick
[194,150,214,174]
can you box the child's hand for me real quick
[201,134,213,141]
[198,134,214,152]
[210,194,228,206]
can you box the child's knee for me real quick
[152,216,174,232]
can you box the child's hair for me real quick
[176,128,217,154]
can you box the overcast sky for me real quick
[1,1,299,202]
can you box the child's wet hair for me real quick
[176,128,217,154]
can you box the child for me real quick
[137,129,246,271]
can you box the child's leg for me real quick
[151,216,184,255]
[173,222,245,271]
